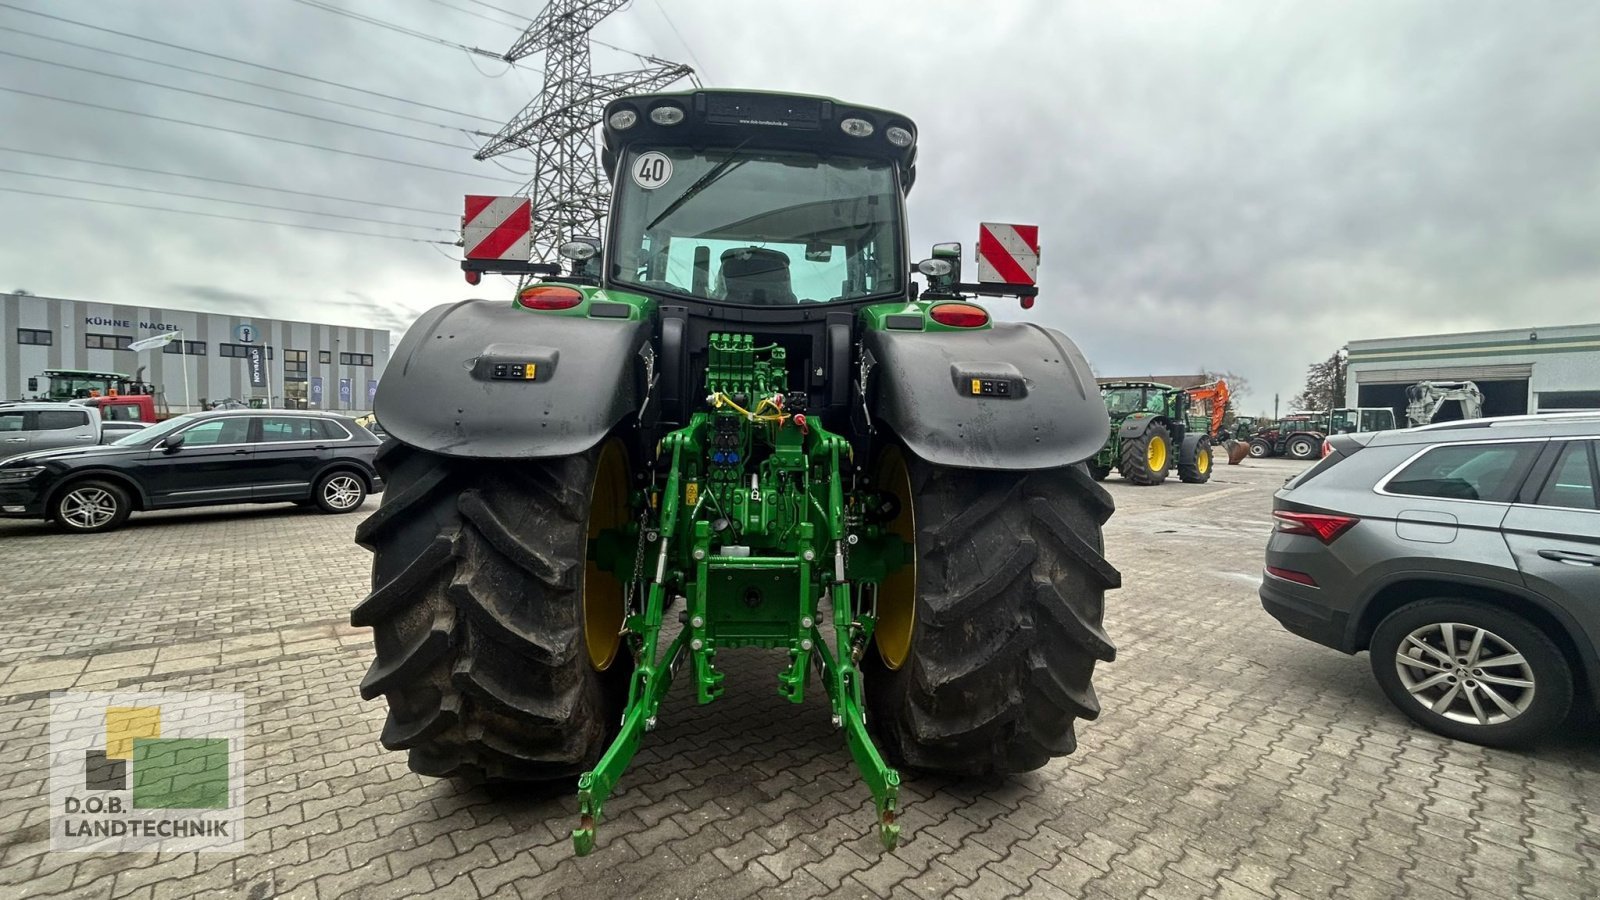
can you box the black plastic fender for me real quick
[1179,432,1207,466]
[1116,414,1163,441]
[862,321,1108,470]
[374,299,650,459]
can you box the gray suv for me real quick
[0,403,102,456]
[1262,413,1599,746]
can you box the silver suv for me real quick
[0,403,102,456]
[1262,413,1599,746]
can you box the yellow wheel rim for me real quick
[1198,447,1212,474]
[584,440,629,671]
[874,444,917,670]
[1146,435,1168,471]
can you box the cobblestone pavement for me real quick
[2,457,1597,899]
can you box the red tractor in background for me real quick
[1247,414,1325,460]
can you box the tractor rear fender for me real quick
[1116,415,1165,441]
[374,298,650,459]
[862,321,1108,470]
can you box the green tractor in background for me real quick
[1089,381,1222,485]
[354,90,1119,855]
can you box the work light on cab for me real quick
[840,117,874,137]
[929,302,989,328]
[607,108,637,130]
[649,105,685,125]
[517,285,584,310]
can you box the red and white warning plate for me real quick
[976,222,1039,285]
[462,195,532,261]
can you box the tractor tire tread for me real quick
[355,443,625,784]
[865,457,1118,776]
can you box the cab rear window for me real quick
[1384,442,1543,503]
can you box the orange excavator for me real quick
[1185,379,1244,464]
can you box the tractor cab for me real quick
[34,369,149,402]
[599,91,914,310]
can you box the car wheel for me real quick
[1369,599,1572,747]
[314,471,367,514]
[53,480,132,534]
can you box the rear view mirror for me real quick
[161,434,185,453]
[805,242,833,262]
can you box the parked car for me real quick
[1261,413,1599,746]
[0,409,383,533]
[1,402,106,455]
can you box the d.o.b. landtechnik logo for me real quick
[50,692,244,852]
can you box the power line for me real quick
[284,0,513,61]
[0,185,457,245]
[0,166,452,231]
[0,2,504,124]
[0,85,524,183]
[0,48,490,151]
[0,24,484,135]
[459,0,536,21]
[420,0,528,31]
[0,146,455,217]
[650,0,707,82]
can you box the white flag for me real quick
[129,332,181,352]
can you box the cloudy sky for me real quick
[2,0,1597,412]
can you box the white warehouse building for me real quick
[2,291,391,414]
[1346,322,1600,421]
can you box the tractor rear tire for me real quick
[1177,436,1213,484]
[351,440,633,783]
[863,452,1119,775]
[1286,435,1319,460]
[1118,423,1172,485]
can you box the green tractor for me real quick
[353,90,1119,855]
[1088,381,1216,485]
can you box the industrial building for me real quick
[2,291,390,414]
[1346,322,1600,420]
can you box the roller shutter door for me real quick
[1354,364,1534,384]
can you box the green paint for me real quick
[572,333,903,855]
[131,738,228,810]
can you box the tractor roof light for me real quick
[929,302,989,328]
[559,239,599,261]
[840,117,874,138]
[607,108,638,130]
[885,125,914,147]
[517,285,584,310]
[649,104,685,125]
[917,258,953,278]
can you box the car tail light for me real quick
[1266,566,1318,587]
[1272,511,1358,544]
[929,303,989,328]
[517,286,583,310]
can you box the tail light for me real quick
[1272,511,1358,544]
[517,285,583,310]
[929,302,989,328]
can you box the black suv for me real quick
[0,410,383,533]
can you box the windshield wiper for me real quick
[646,140,752,230]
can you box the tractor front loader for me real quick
[353,90,1119,855]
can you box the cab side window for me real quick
[1535,442,1599,511]
[0,412,27,432]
